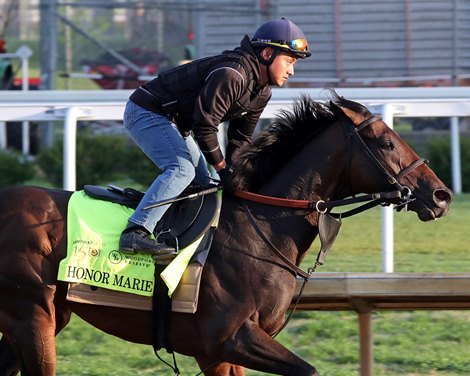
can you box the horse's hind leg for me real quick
[194,357,246,376]
[11,315,57,376]
[5,292,58,376]
[0,336,20,376]
[3,293,71,376]
[207,322,318,376]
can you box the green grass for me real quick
[12,195,470,375]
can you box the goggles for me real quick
[253,38,309,53]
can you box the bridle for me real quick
[234,114,429,272]
[233,113,430,337]
[345,114,428,211]
[235,114,429,217]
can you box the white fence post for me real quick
[450,117,462,194]
[18,46,32,155]
[62,107,91,191]
[1,46,33,155]
[0,122,6,149]
[380,104,397,273]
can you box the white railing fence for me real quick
[0,87,468,272]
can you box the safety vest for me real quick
[150,49,264,131]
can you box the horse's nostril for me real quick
[434,188,453,206]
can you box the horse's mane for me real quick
[228,89,370,192]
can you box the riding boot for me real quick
[119,223,176,256]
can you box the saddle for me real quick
[81,184,222,352]
[83,184,222,250]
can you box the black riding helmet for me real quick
[251,17,311,66]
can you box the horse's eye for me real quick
[381,140,394,150]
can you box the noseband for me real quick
[345,114,428,210]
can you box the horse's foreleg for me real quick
[0,336,20,376]
[215,322,318,376]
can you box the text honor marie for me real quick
[66,265,153,293]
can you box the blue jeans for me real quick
[123,101,213,233]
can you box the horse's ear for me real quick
[329,101,367,126]
[329,100,346,119]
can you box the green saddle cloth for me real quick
[57,190,203,297]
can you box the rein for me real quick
[234,189,403,218]
[235,113,429,273]
[235,113,429,218]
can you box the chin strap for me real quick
[257,48,279,85]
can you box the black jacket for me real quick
[129,35,272,165]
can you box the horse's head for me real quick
[328,94,452,221]
[229,90,452,222]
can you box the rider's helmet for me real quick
[251,17,311,62]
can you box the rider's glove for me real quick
[217,165,235,188]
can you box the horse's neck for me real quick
[220,196,318,271]
[247,133,347,260]
[235,194,320,265]
[260,138,346,203]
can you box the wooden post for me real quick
[358,311,373,376]
[352,299,374,376]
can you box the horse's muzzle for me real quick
[411,187,453,221]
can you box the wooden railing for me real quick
[293,273,470,376]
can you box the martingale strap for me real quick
[242,201,311,279]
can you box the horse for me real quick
[0,90,452,376]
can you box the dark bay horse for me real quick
[0,91,452,375]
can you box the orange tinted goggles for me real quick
[255,38,308,52]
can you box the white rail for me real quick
[0,87,466,192]
[0,87,467,272]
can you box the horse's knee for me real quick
[203,326,318,376]
[211,363,246,376]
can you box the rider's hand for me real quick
[217,165,235,187]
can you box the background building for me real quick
[194,0,470,87]
[1,0,469,88]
